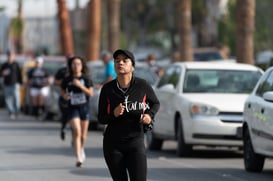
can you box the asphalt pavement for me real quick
[1,108,273,181]
[0,108,111,181]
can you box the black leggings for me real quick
[103,137,147,181]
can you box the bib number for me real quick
[70,93,86,105]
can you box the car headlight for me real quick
[190,103,219,116]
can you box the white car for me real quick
[243,66,273,172]
[146,61,263,157]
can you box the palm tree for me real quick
[86,0,101,61]
[178,0,193,62]
[56,0,74,55]
[236,0,255,64]
[107,0,121,53]
[9,0,24,54]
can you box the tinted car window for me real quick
[183,69,262,93]
[256,70,273,97]
[167,67,180,87]
[157,66,181,88]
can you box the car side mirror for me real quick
[263,91,273,102]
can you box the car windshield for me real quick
[183,69,262,93]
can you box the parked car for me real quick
[243,66,273,172]
[193,47,224,61]
[146,61,263,157]
[87,61,159,129]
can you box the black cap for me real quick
[113,49,135,67]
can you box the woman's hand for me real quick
[139,114,152,125]
[113,103,125,117]
[72,79,82,88]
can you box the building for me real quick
[24,16,59,55]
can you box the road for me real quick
[0,108,272,181]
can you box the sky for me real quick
[0,0,89,17]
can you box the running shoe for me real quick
[76,161,82,167]
[81,148,86,162]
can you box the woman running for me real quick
[98,49,160,180]
[60,56,93,167]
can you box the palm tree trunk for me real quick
[9,0,24,54]
[56,0,74,55]
[86,0,101,61]
[107,0,121,53]
[236,0,255,64]
[178,0,193,62]
[16,0,23,54]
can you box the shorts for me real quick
[30,87,50,97]
[67,104,90,121]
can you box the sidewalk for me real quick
[0,109,111,181]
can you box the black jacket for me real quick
[98,76,160,142]
[0,61,22,85]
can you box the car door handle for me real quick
[261,108,264,114]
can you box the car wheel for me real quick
[243,127,265,172]
[145,131,163,151]
[176,117,192,157]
